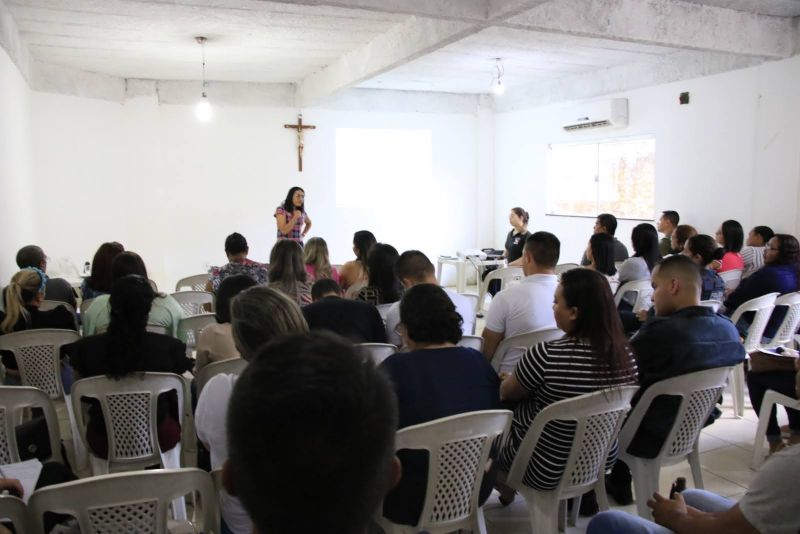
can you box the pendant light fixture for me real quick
[492,58,505,96]
[195,36,212,122]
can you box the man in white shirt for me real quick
[385,250,475,346]
[482,231,560,367]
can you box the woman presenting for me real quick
[275,186,312,243]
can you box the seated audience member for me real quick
[206,232,268,293]
[339,230,376,298]
[741,225,774,277]
[224,332,399,534]
[581,213,629,265]
[618,223,662,286]
[83,252,185,338]
[194,274,257,373]
[682,234,726,301]
[303,236,339,284]
[497,269,637,504]
[670,224,697,255]
[302,279,386,343]
[657,210,680,256]
[607,256,745,504]
[590,445,800,534]
[80,241,125,300]
[385,250,475,345]
[714,219,745,272]
[482,232,560,365]
[0,465,78,532]
[267,240,312,306]
[196,286,308,534]
[586,233,619,293]
[15,245,76,308]
[0,268,77,385]
[66,275,192,459]
[380,284,500,525]
[357,243,403,305]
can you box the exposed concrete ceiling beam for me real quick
[0,0,31,81]
[255,0,489,22]
[793,16,800,54]
[502,0,794,59]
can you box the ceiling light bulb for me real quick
[195,94,212,122]
[492,79,505,96]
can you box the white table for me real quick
[436,256,507,294]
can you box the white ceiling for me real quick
[3,0,799,102]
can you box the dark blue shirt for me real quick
[627,306,745,457]
[724,263,799,338]
[701,268,725,302]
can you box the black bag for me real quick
[14,415,52,461]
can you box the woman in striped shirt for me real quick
[498,268,638,496]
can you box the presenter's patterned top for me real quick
[275,206,306,242]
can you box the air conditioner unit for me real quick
[562,98,628,131]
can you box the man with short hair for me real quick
[741,225,774,277]
[607,255,745,504]
[223,332,400,534]
[385,250,475,346]
[580,213,629,265]
[482,232,560,369]
[206,232,268,293]
[657,210,680,256]
[15,245,76,308]
[302,279,387,343]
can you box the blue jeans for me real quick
[587,490,735,533]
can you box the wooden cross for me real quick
[284,113,316,172]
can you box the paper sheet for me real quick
[0,458,43,503]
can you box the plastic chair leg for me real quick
[567,496,579,527]
[751,392,774,469]
[595,478,611,511]
[63,395,88,471]
[470,505,488,534]
[730,364,745,418]
[688,445,704,489]
[160,444,187,521]
[521,489,559,534]
[629,459,660,519]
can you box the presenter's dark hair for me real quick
[282,186,305,213]
[631,223,662,271]
[400,284,463,345]
[227,332,398,534]
[511,207,529,225]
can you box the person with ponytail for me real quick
[65,275,192,458]
[0,268,77,383]
[682,234,726,301]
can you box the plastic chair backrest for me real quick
[38,301,78,329]
[175,274,209,292]
[375,303,393,320]
[170,291,214,317]
[618,367,733,463]
[614,279,652,311]
[196,358,248,398]
[28,468,219,534]
[762,292,800,349]
[0,494,30,533]
[458,335,484,352]
[71,373,185,468]
[491,327,564,373]
[699,300,722,313]
[459,293,479,332]
[719,269,744,291]
[484,267,524,292]
[177,313,216,350]
[0,386,63,464]
[388,410,511,532]
[729,292,778,352]
[555,263,580,276]
[145,324,169,335]
[359,343,397,366]
[0,329,80,400]
[506,387,638,497]
[148,279,159,293]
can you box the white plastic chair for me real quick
[359,343,397,366]
[751,390,800,469]
[728,292,779,417]
[614,280,653,313]
[196,358,247,398]
[699,300,722,313]
[0,329,86,469]
[458,335,484,352]
[0,494,30,532]
[618,367,733,518]
[170,291,214,317]
[760,292,800,350]
[145,324,169,335]
[478,267,524,314]
[490,327,564,374]
[375,410,512,534]
[28,468,219,534]
[175,274,209,292]
[719,269,744,291]
[459,293,479,334]
[177,313,216,354]
[0,386,63,464]
[554,263,580,276]
[505,387,638,532]
[376,303,394,321]
[148,279,159,292]
[38,300,79,330]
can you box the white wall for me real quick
[0,45,36,282]
[29,93,480,290]
[494,55,800,264]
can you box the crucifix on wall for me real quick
[284,113,316,172]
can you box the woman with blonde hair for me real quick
[268,240,312,307]
[196,286,309,534]
[303,237,339,284]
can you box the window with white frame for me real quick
[546,136,655,220]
